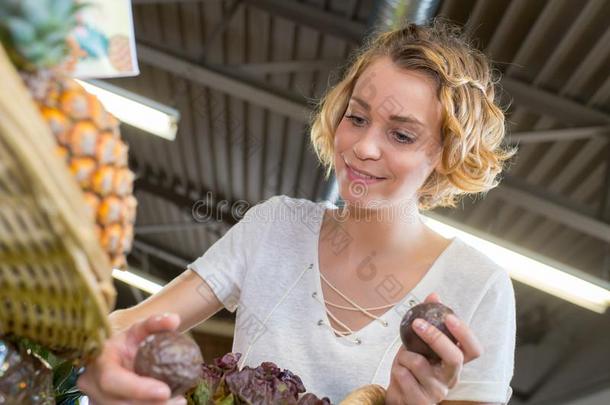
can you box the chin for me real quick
[338,180,386,209]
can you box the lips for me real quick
[345,163,384,185]
[344,160,386,181]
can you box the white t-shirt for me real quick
[189,195,516,404]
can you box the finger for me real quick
[397,351,449,403]
[412,318,463,370]
[424,292,442,304]
[97,361,172,401]
[444,314,484,363]
[125,313,182,348]
[167,397,188,405]
[391,363,429,405]
[131,398,187,405]
[80,387,129,405]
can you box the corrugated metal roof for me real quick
[112,1,609,403]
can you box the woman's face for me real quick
[333,56,443,209]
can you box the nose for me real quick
[352,128,382,161]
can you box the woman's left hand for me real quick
[385,293,484,405]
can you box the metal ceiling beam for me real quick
[502,78,610,126]
[136,43,310,123]
[135,222,214,235]
[132,239,191,269]
[232,59,344,75]
[134,167,239,228]
[133,0,200,3]
[498,177,610,243]
[133,0,366,44]
[241,0,366,44]
[507,126,610,144]
[601,143,610,281]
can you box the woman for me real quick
[78,21,517,405]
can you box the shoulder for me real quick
[246,195,321,213]
[450,237,511,288]
[440,238,515,319]
[240,195,330,232]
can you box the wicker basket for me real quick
[0,44,115,362]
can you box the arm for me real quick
[108,268,223,334]
[78,268,222,403]
[442,402,501,405]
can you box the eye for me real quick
[392,131,415,144]
[345,114,367,127]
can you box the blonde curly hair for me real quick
[309,20,517,211]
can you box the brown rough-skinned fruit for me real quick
[133,331,204,396]
[399,303,458,363]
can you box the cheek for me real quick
[392,155,435,184]
[334,119,353,151]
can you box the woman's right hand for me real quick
[77,312,187,405]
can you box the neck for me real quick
[326,198,429,254]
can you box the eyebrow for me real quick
[350,96,425,128]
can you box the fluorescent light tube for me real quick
[75,79,179,140]
[423,212,610,314]
[112,268,162,295]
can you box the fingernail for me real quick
[168,398,187,405]
[153,313,172,322]
[445,314,459,328]
[413,319,428,332]
[151,384,170,398]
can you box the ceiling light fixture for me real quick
[423,213,610,314]
[76,79,179,140]
[112,267,162,295]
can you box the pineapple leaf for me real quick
[18,40,46,63]
[44,30,72,48]
[0,0,21,19]
[3,17,36,44]
[52,0,77,21]
[20,0,51,29]
[40,43,68,66]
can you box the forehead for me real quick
[351,56,441,125]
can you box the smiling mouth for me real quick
[344,161,386,180]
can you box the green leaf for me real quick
[52,0,76,21]
[188,381,214,405]
[0,0,21,19]
[17,40,46,63]
[216,393,236,405]
[20,0,51,28]
[44,30,70,47]
[40,44,68,67]
[55,389,84,405]
[53,361,74,391]
[4,17,36,45]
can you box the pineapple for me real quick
[0,0,137,269]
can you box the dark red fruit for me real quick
[399,302,458,363]
[134,331,204,396]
